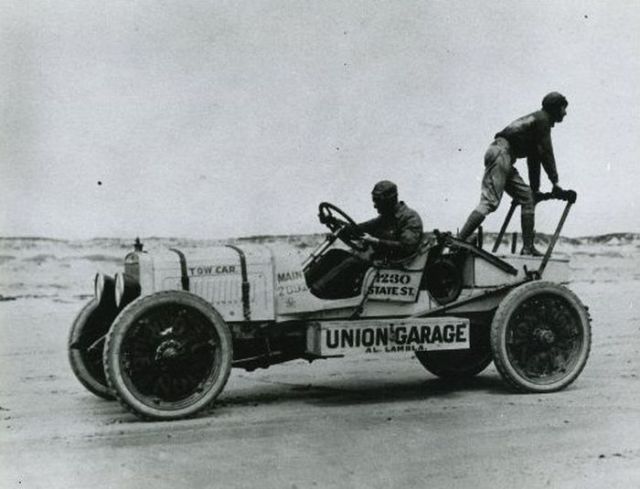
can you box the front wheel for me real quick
[491,281,591,393]
[68,299,116,400]
[104,291,233,420]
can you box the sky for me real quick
[1,0,639,239]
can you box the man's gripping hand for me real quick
[534,185,577,204]
[361,233,380,246]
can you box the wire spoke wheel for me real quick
[104,291,232,420]
[491,281,591,393]
[507,294,581,380]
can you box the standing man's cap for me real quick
[542,92,568,109]
[372,180,398,199]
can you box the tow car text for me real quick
[188,265,237,276]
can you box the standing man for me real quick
[458,92,569,255]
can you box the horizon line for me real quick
[1,230,639,242]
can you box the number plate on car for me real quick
[367,270,422,302]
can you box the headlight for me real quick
[94,273,115,306]
[114,272,141,308]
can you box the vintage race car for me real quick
[69,194,591,421]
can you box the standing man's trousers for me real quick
[474,137,534,216]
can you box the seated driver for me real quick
[311,180,423,297]
[359,180,424,262]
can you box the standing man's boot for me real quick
[459,210,485,241]
[520,213,544,256]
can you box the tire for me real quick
[415,348,493,380]
[415,320,493,380]
[104,291,233,421]
[68,299,116,400]
[490,281,591,393]
[423,257,462,305]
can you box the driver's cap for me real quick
[372,180,398,199]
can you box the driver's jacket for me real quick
[358,201,423,261]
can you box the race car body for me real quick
[119,241,569,322]
[69,194,590,421]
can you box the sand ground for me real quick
[1,253,639,489]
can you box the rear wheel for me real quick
[491,281,591,392]
[416,318,492,379]
[68,299,115,400]
[104,291,233,421]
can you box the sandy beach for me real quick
[1,238,639,489]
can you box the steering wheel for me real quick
[318,202,368,251]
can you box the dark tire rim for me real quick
[505,293,584,384]
[119,304,222,409]
[78,331,109,387]
[424,258,462,305]
[69,301,114,399]
[417,349,492,379]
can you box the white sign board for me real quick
[307,317,470,357]
[367,270,422,302]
